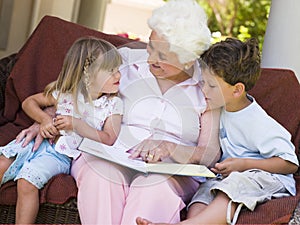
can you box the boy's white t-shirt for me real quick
[219,95,299,195]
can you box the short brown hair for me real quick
[200,37,261,91]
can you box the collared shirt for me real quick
[115,47,206,149]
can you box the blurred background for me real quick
[0,0,271,57]
[0,0,299,81]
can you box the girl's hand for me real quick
[211,158,245,177]
[53,115,74,131]
[40,117,58,139]
[129,139,172,163]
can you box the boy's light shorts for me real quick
[188,169,287,211]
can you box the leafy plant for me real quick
[197,0,271,50]
[163,0,271,50]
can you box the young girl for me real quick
[0,36,123,224]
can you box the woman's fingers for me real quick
[129,140,167,162]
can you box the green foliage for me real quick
[162,0,270,50]
[196,0,271,50]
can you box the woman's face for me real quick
[146,31,185,79]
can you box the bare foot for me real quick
[136,217,169,225]
[136,217,152,225]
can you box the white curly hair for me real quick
[148,0,211,64]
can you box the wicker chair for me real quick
[0,15,145,224]
[0,15,299,224]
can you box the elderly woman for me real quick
[16,0,221,224]
[70,0,220,224]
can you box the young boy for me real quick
[136,38,299,225]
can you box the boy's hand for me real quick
[211,158,245,177]
[53,115,74,131]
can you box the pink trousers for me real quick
[71,153,199,225]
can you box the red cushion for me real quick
[249,68,300,153]
[0,16,299,224]
[238,68,300,224]
[0,174,77,205]
[0,15,145,206]
[0,15,145,146]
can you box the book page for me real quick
[79,138,216,177]
[145,163,216,177]
[78,138,147,173]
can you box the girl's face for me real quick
[201,68,233,110]
[146,31,186,79]
[89,68,121,99]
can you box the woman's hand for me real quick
[15,122,44,151]
[15,107,58,151]
[129,139,175,163]
[211,158,245,177]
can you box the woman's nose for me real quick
[147,51,159,64]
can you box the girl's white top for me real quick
[53,91,123,159]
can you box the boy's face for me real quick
[201,68,234,110]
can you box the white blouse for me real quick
[115,47,206,149]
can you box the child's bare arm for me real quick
[22,93,58,139]
[212,157,298,177]
[54,114,122,146]
[97,114,122,145]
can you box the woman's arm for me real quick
[130,108,221,167]
[193,108,221,166]
[165,108,221,166]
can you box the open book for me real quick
[78,138,216,178]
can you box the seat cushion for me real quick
[0,15,145,146]
[0,15,146,212]
[0,173,77,205]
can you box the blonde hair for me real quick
[148,0,211,64]
[44,36,122,112]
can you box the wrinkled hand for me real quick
[129,139,171,163]
[53,115,73,131]
[211,158,245,177]
[15,122,43,151]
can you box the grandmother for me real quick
[17,0,221,224]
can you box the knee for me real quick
[131,174,170,189]
[0,156,13,176]
[187,202,207,218]
[17,178,38,195]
